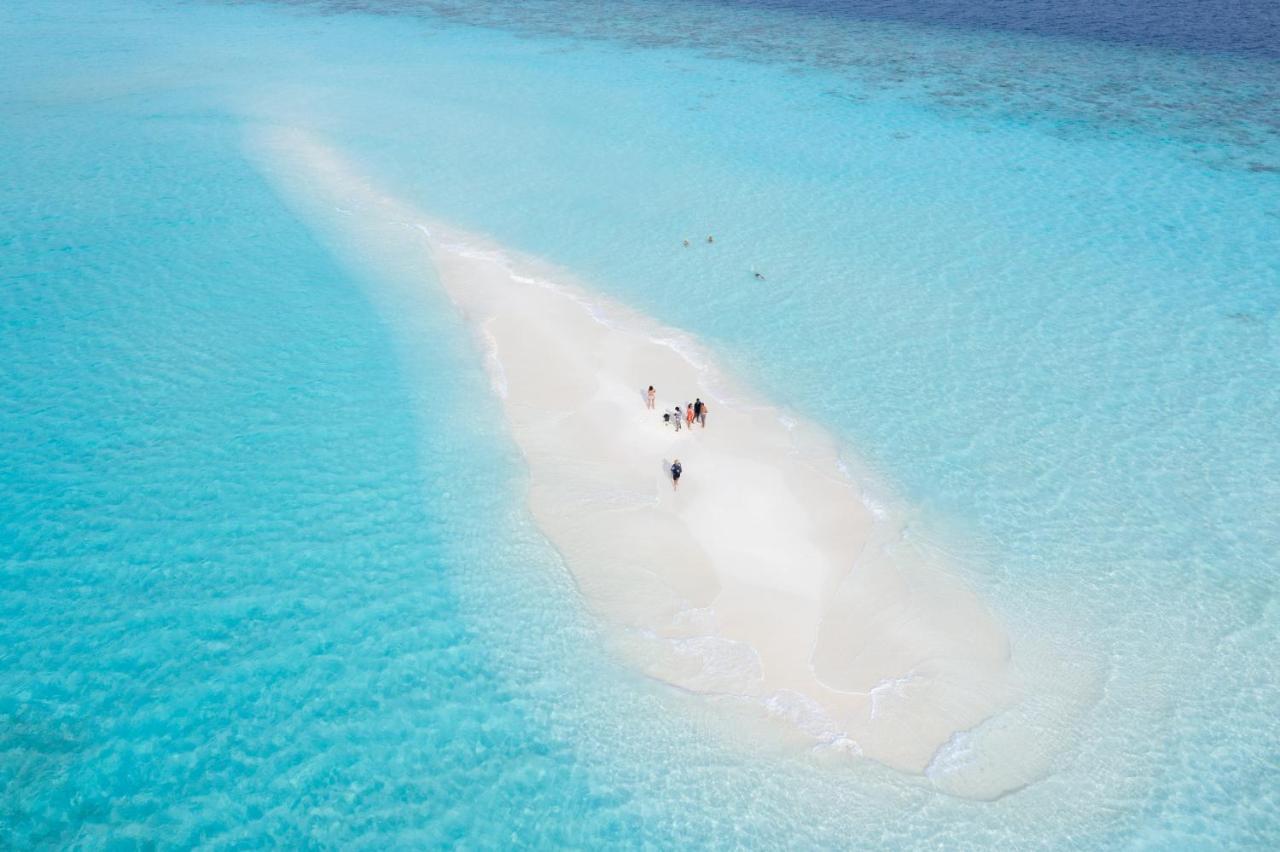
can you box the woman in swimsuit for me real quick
[647,385,656,409]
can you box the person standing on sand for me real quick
[699,401,709,428]
[673,406,682,431]
[685,404,695,428]
[693,398,703,423]
[647,385,656,409]
[671,459,682,490]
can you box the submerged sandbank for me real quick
[248,127,1071,800]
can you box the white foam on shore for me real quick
[672,635,765,685]
[925,729,979,779]
[246,125,1080,800]
[764,689,847,741]
[868,670,921,720]
[479,321,508,399]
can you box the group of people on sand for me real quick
[647,386,709,432]
[646,385,707,490]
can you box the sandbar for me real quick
[248,127,1042,799]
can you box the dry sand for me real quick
[248,127,1053,798]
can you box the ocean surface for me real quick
[2,0,1277,846]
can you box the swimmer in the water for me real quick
[754,271,766,280]
[682,239,690,247]
[707,235,714,243]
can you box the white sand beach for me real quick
[248,127,1045,798]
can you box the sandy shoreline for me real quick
[248,127,1048,799]
[422,223,1018,770]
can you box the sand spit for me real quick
[248,127,1068,800]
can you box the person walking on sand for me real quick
[647,385,656,409]
[685,404,695,428]
[693,398,703,423]
[699,400,709,428]
[671,459,682,490]
[673,406,683,431]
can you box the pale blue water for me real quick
[2,0,1277,847]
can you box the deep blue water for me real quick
[735,0,1280,57]
[317,0,1280,56]
[319,0,1280,173]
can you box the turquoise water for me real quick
[2,0,1277,846]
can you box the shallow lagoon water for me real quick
[1,0,1277,846]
